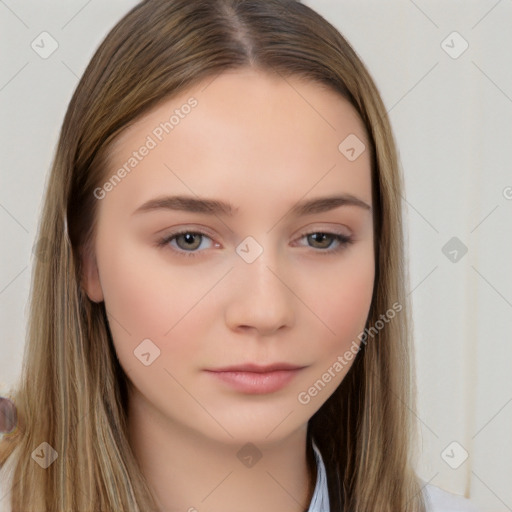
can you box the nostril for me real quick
[0,397,17,434]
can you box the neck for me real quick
[127,386,317,512]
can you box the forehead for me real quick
[102,68,372,214]
[110,68,369,152]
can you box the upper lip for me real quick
[206,363,306,373]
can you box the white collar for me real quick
[302,442,483,512]
[307,439,330,512]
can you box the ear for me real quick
[80,245,104,303]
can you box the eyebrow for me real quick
[132,193,372,217]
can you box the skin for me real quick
[82,68,375,512]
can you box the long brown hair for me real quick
[0,1,425,510]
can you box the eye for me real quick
[156,229,353,258]
[294,231,353,255]
[156,230,215,258]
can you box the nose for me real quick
[224,247,295,336]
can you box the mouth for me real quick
[206,362,306,373]
[204,363,307,394]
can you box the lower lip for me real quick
[204,369,303,394]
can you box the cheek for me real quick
[95,233,204,359]
[309,247,375,357]
[294,250,374,406]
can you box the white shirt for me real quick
[0,441,484,512]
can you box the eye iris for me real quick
[177,233,201,250]
[171,231,340,253]
[309,233,331,248]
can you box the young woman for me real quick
[0,1,483,511]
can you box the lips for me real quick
[206,362,306,373]
[203,362,308,394]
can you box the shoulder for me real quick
[422,482,483,512]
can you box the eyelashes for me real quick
[155,229,353,259]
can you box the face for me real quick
[82,68,375,445]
